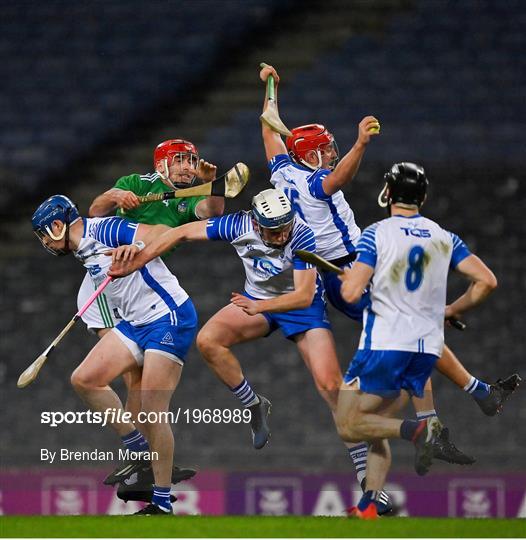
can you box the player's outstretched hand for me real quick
[105,244,141,265]
[358,115,381,145]
[196,159,217,183]
[112,189,140,210]
[259,64,280,84]
[107,259,138,278]
[105,246,143,278]
[230,292,260,316]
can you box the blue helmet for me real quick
[32,195,80,255]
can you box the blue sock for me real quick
[348,443,368,485]
[416,409,437,421]
[231,378,259,408]
[464,376,490,399]
[121,429,149,453]
[152,485,172,512]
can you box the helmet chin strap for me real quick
[158,159,170,181]
[300,150,322,171]
[44,223,67,241]
[158,159,179,190]
[42,224,70,256]
[377,183,389,208]
[157,157,197,189]
[46,209,75,255]
[377,184,393,217]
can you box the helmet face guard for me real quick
[32,195,80,256]
[286,124,339,170]
[253,220,294,249]
[323,139,339,170]
[154,139,200,189]
[33,227,68,256]
[252,188,295,249]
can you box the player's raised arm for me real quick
[193,158,225,218]
[259,64,288,161]
[445,253,498,319]
[321,116,380,197]
[89,188,140,216]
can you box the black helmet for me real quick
[378,162,428,209]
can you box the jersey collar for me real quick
[392,213,421,219]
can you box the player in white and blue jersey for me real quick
[109,188,350,456]
[259,65,380,321]
[334,163,515,519]
[258,66,520,500]
[32,194,198,515]
[76,140,217,498]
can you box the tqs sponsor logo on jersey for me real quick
[400,227,431,238]
[87,264,103,276]
[252,257,282,277]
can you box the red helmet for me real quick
[285,124,338,170]
[154,139,199,187]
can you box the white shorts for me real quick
[77,272,121,331]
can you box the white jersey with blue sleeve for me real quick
[268,154,361,260]
[206,211,322,300]
[355,214,471,355]
[74,217,189,326]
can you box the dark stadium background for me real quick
[0,0,524,517]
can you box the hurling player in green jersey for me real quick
[78,139,224,500]
[89,138,224,224]
[84,139,223,336]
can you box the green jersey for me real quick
[114,172,205,227]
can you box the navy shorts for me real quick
[322,268,370,322]
[244,292,331,339]
[114,298,198,366]
[344,349,438,398]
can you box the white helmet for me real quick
[251,188,295,248]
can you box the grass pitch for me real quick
[1,516,525,538]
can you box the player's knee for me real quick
[196,328,222,360]
[70,368,94,391]
[140,395,169,416]
[341,409,364,443]
[345,427,365,444]
[336,415,362,443]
